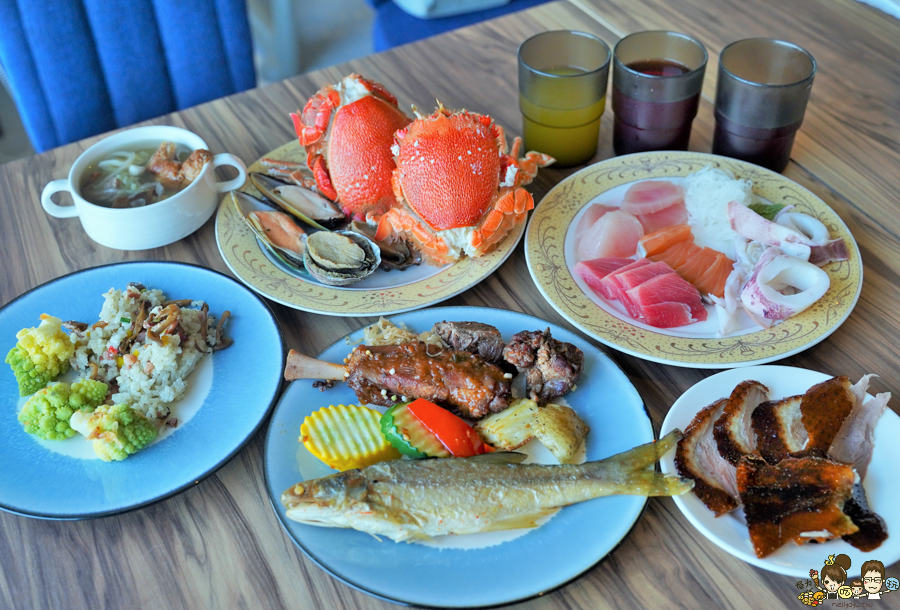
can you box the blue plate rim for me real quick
[263,305,652,608]
[0,260,286,521]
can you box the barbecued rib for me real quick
[675,398,739,515]
[800,376,855,454]
[829,375,890,481]
[345,342,511,419]
[751,395,807,464]
[737,455,858,558]
[713,381,769,465]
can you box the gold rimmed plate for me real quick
[524,151,862,368]
[216,140,524,316]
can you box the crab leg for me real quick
[470,188,533,252]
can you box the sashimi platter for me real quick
[525,152,862,368]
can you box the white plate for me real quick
[659,366,900,577]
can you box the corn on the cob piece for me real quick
[300,404,400,471]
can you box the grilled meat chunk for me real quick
[346,342,511,419]
[502,329,583,403]
[431,321,512,372]
[737,455,858,558]
[675,398,739,516]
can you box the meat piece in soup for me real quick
[80,141,211,209]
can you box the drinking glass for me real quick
[612,31,707,155]
[518,30,611,167]
[713,38,816,172]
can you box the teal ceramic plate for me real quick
[0,262,284,519]
[265,307,653,607]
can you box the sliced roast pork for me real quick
[675,398,739,515]
[799,376,855,455]
[737,455,858,558]
[713,380,770,465]
[750,395,807,464]
[829,374,891,480]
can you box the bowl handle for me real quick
[41,179,79,218]
[212,153,248,193]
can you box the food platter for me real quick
[659,366,900,577]
[524,151,862,368]
[216,140,524,316]
[264,306,653,607]
[0,262,284,519]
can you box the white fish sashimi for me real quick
[739,250,830,324]
[576,210,644,261]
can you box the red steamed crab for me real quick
[291,73,411,221]
[374,106,554,265]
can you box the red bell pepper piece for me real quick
[405,398,489,457]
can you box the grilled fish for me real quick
[282,430,692,542]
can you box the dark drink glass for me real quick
[713,38,816,172]
[612,31,707,155]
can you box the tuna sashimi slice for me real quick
[613,261,677,291]
[626,273,708,322]
[620,180,685,215]
[574,257,634,296]
[637,202,688,233]
[576,210,644,261]
[640,302,695,327]
[597,259,652,300]
[638,224,693,258]
[574,204,618,242]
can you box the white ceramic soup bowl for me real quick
[41,125,247,250]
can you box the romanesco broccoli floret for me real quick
[5,314,75,396]
[18,379,107,440]
[70,404,158,462]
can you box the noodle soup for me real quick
[80,141,211,209]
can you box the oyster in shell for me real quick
[232,191,308,273]
[250,172,345,231]
[348,220,422,271]
[304,230,381,286]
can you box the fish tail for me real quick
[588,429,694,496]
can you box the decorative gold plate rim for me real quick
[524,151,863,368]
[215,140,524,316]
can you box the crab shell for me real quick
[373,107,554,265]
[290,74,411,222]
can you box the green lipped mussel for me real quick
[303,231,381,286]
[249,172,345,231]
[231,191,308,272]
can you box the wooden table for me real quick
[2,0,899,607]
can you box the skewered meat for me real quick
[675,398,739,516]
[751,395,806,464]
[502,329,583,403]
[712,381,769,465]
[346,342,511,419]
[431,321,511,372]
[737,455,858,558]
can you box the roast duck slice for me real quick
[676,374,892,557]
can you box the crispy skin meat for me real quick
[502,329,583,403]
[675,398,739,516]
[431,321,513,373]
[799,376,855,455]
[346,342,511,419]
[713,381,769,465]
[737,455,857,558]
[829,374,890,480]
[842,482,889,552]
[751,395,806,464]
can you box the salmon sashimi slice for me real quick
[693,251,734,298]
[576,210,644,261]
[620,180,684,215]
[574,257,634,296]
[636,202,688,233]
[624,272,707,322]
[675,247,721,285]
[638,224,693,258]
[676,398,740,515]
[649,239,700,270]
[574,204,618,242]
[596,259,652,300]
[737,455,858,558]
